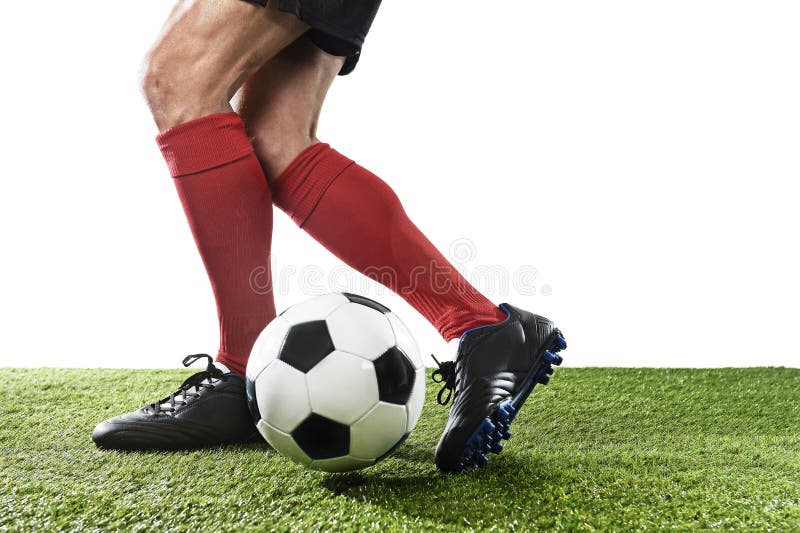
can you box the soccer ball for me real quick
[245,292,426,472]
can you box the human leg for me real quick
[93,0,307,450]
[239,41,567,473]
[237,40,507,341]
[144,0,310,375]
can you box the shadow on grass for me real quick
[386,440,434,465]
[320,446,562,527]
[99,441,273,456]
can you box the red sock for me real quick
[157,113,275,375]
[271,143,506,341]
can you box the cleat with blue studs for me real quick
[433,304,566,473]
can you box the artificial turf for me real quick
[1,368,798,531]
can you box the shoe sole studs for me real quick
[452,332,566,472]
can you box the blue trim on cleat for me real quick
[452,332,566,471]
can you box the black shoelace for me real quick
[431,353,457,406]
[147,354,228,415]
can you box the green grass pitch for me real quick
[2,368,799,531]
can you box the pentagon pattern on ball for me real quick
[343,292,391,313]
[247,293,427,472]
[373,346,416,404]
[257,420,312,466]
[246,316,290,380]
[279,320,335,373]
[292,413,350,460]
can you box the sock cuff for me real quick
[271,143,354,227]
[156,113,255,178]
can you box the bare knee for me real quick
[140,0,311,132]
[141,46,229,131]
[140,50,173,126]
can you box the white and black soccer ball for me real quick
[245,292,425,472]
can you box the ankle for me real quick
[445,305,509,342]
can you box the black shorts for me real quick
[245,0,382,75]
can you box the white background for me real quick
[0,1,798,369]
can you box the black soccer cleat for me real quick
[433,304,566,473]
[91,354,261,451]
